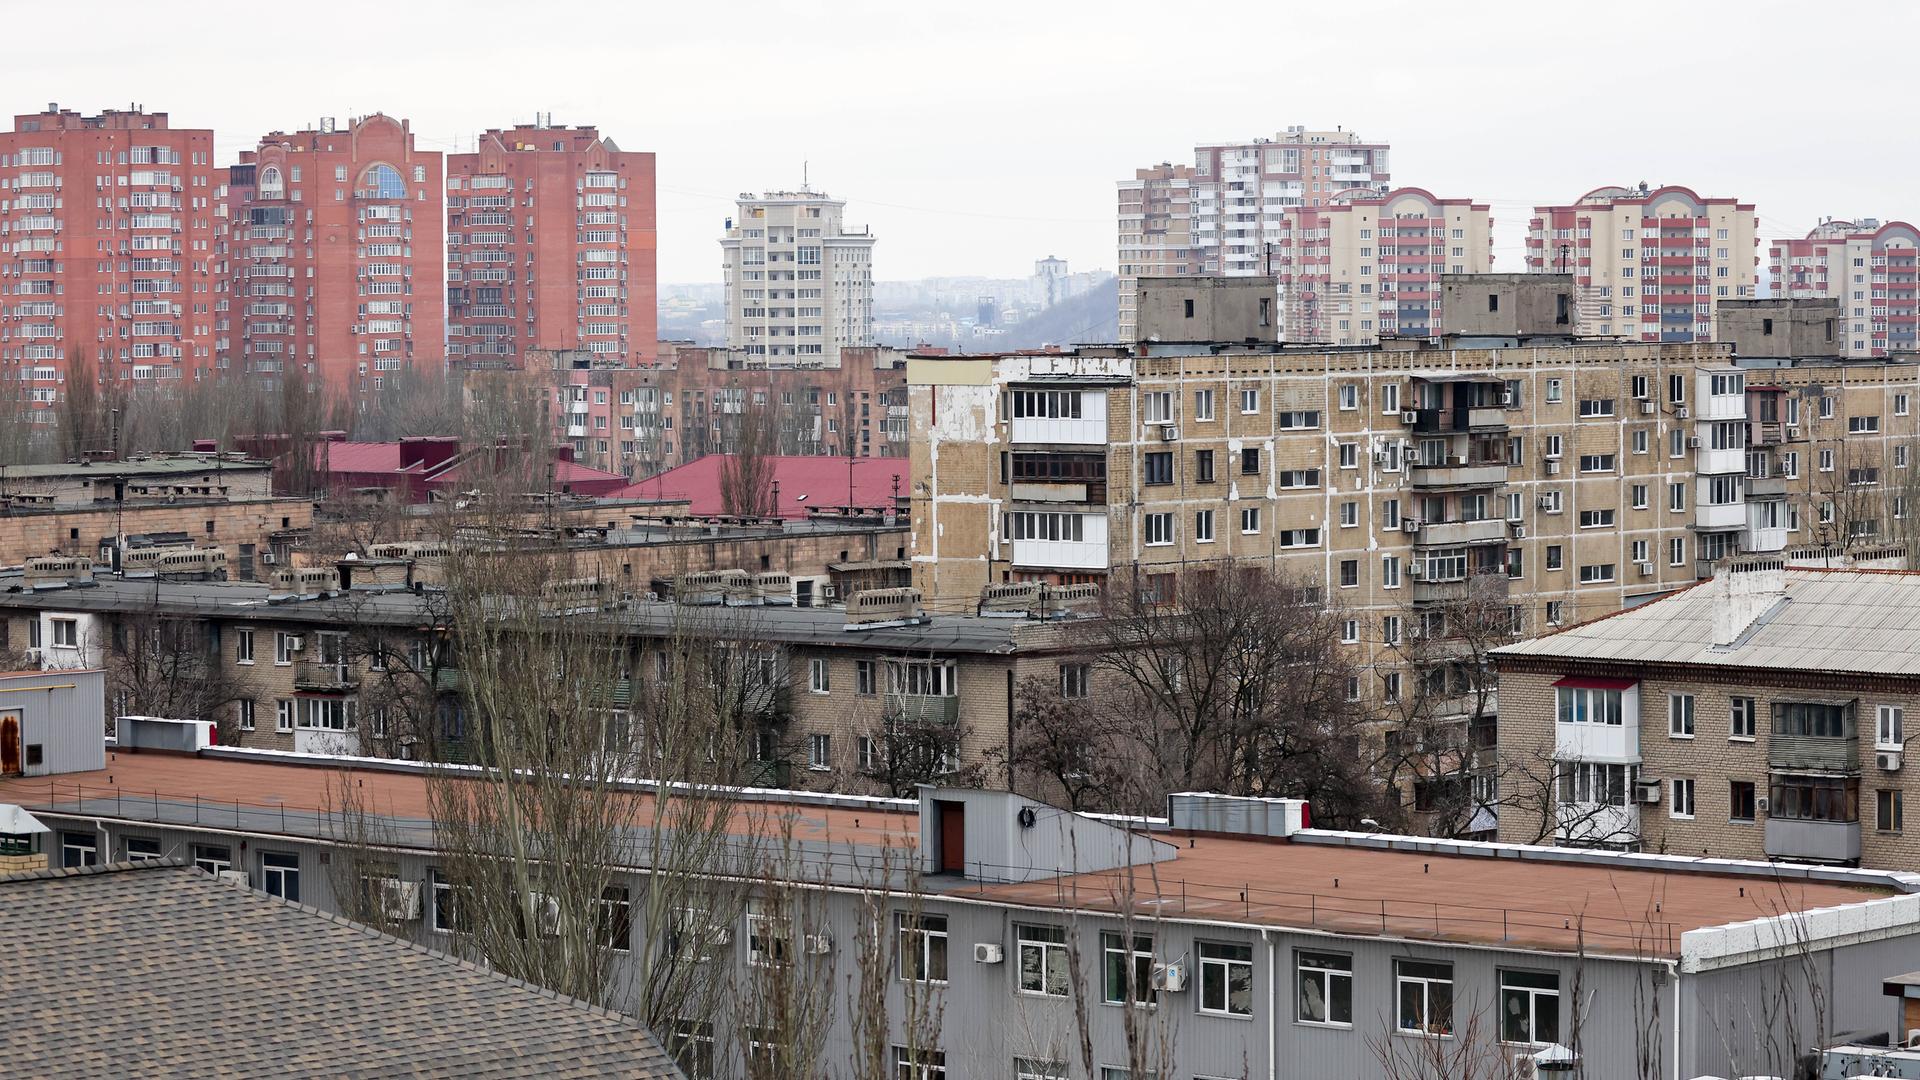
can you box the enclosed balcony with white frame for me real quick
[1552,677,1640,764]
[1695,369,1748,422]
[1007,387,1107,445]
[1005,510,1109,571]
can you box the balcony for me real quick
[1695,446,1746,475]
[1412,573,1509,606]
[886,693,959,726]
[1411,462,1507,489]
[1763,818,1860,864]
[1413,406,1508,434]
[293,661,356,692]
[1695,501,1745,531]
[1011,536,1109,570]
[1555,803,1639,847]
[1010,481,1106,505]
[1415,518,1508,546]
[1768,734,1859,773]
[1745,475,1788,499]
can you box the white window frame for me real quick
[1669,693,1695,738]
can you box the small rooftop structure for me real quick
[0,861,681,1078]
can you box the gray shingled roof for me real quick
[0,860,682,1079]
[1493,569,1920,678]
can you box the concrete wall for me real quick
[1439,274,1575,337]
[1135,276,1278,344]
[0,498,312,571]
[1718,298,1843,359]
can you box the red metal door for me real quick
[937,800,965,874]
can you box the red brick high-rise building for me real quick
[445,120,656,370]
[1,104,218,421]
[219,114,444,402]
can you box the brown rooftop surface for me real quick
[958,831,1894,958]
[0,751,919,854]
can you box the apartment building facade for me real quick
[218,114,445,400]
[910,279,1920,718]
[1116,127,1391,342]
[1496,564,1920,870]
[6,753,1917,1080]
[0,105,219,412]
[1769,218,1920,358]
[719,190,875,365]
[1273,187,1492,344]
[1524,184,1759,342]
[445,121,656,369]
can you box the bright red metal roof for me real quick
[613,455,906,518]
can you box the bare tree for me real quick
[1010,673,1127,810]
[100,613,248,741]
[719,404,780,516]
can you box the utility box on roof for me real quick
[0,669,106,777]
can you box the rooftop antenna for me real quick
[803,160,809,192]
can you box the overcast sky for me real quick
[14,0,1909,283]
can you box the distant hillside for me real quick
[993,278,1119,349]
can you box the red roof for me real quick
[1552,676,1638,690]
[613,455,906,518]
[320,442,413,475]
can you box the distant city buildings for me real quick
[446,119,656,370]
[0,104,220,416]
[720,189,875,365]
[220,114,446,399]
[1769,218,1920,357]
[1525,184,1758,343]
[1118,127,1392,340]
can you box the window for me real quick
[1241,507,1261,535]
[1545,546,1563,571]
[1338,384,1358,411]
[1339,560,1358,588]
[1195,510,1215,543]
[857,736,877,771]
[1195,450,1215,483]
[1556,686,1623,726]
[1382,616,1401,646]
[1669,693,1695,737]
[1669,537,1687,566]
[1820,396,1836,419]
[1578,454,1616,473]
[1631,483,1649,510]
[747,904,792,967]
[1633,429,1648,455]
[1102,931,1156,1005]
[892,1047,945,1080]
[1339,443,1358,470]
[1731,697,1756,740]
[1341,619,1359,644]
[809,658,830,693]
[1499,970,1560,1046]
[1774,701,1851,739]
[1545,379,1563,404]
[276,700,294,732]
[1578,508,1616,528]
[1669,482,1687,512]
[61,831,98,869]
[1546,601,1564,626]
[235,628,255,663]
[898,913,948,982]
[856,660,877,696]
[1384,498,1400,529]
[1383,672,1401,703]
[671,1020,715,1079]
[123,836,162,861]
[1880,789,1905,833]
[1297,950,1353,1025]
[1060,663,1090,698]
[193,844,232,875]
[808,733,831,770]
[1240,387,1260,414]
[275,631,297,665]
[1670,778,1696,819]
[1141,391,1172,424]
[1018,924,1070,996]
[1143,513,1174,546]
[50,618,77,648]
[1241,447,1260,475]
[1577,398,1615,418]
[1278,468,1320,488]
[1193,390,1215,421]
[1879,705,1905,748]
[1578,563,1615,584]
[1198,941,1253,1016]
[1731,781,1757,822]
[1395,959,1453,1035]
[1277,410,1319,429]
[237,700,255,732]
[1015,1058,1070,1080]
[261,851,300,902]
[1382,383,1401,414]
[1143,451,1173,485]
[1382,555,1400,589]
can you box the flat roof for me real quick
[2,752,1893,959]
[0,457,271,479]
[1495,568,1920,679]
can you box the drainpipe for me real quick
[1262,927,1276,1080]
[1665,958,1682,1080]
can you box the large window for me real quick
[1878,705,1905,748]
[1015,1058,1069,1080]
[1499,970,1560,1046]
[358,163,407,199]
[1669,693,1695,737]
[1774,701,1852,739]
[430,869,467,934]
[1296,950,1352,1025]
[1769,775,1859,822]
[1558,762,1633,807]
[1555,686,1623,726]
[892,1047,945,1080]
[1102,932,1156,1006]
[747,904,791,967]
[1017,924,1069,996]
[261,851,300,902]
[897,913,948,983]
[598,886,632,950]
[1394,959,1454,1035]
[1198,941,1253,1016]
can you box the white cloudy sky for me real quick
[15,0,1910,282]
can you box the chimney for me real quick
[1710,559,1787,648]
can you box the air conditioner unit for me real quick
[286,635,305,652]
[1509,524,1527,539]
[1686,436,1702,449]
[1405,449,1422,466]
[1635,779,1663,805]
[1637,561,1654,577]
[1400,410,1420,425]
[804,933,833,955]
[23,647,41,664]
[216,870,250,888]
[1881,750,1904,773]
[1400,519,1421,534]
[1150,963,1188,992]
[974,943,1005,964]
[1639,400,1655,415]
[260,552,277,565]
[1510,1053,1540,1080]
[1500,389,1515,407]
[1408,563,1425,579]
[1675,405,1691,419]
[1536,496,1556,509]
[378,878,423,921]
[1160,425,1181,441]
[707,925,734,947]
[1544,460,1561,475]
[1755,795,1769,813]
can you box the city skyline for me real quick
[13,0,1916,284]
